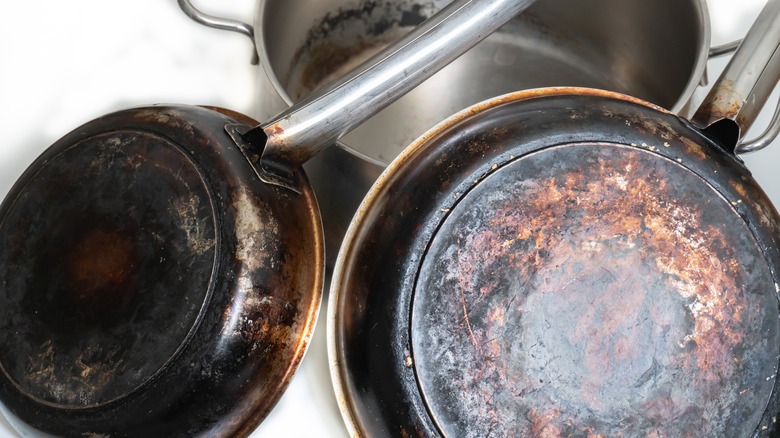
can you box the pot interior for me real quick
[258,0,706,165]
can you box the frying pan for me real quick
[328,0,780,436]
[0,0,536,436]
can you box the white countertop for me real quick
[0,0,777,436]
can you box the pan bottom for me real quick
[0,131,216,408]
[411,143,780,437]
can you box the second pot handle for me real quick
[710,39,741,57]
[691,0,780,153]
[737,93,780,153]
[177,0,258,65]
[178,1,745,70]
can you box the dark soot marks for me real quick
[0,131,216,407]
[412,144,779,438]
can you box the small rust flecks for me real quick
[411,143,779,438]
[265,124,284,138]
[679,136,709,161]
[692,80,743,127]
[221,271,297,350]
[25,340,125,407]
[404,346,413,367]
[730,180,750,199]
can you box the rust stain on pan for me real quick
[213,173,323,435]
[328,88,674,436]
[693,80,743,128]
[411,143,779,437]
[678,136,709,161]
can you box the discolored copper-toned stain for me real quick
[66,229,138,308]
[691,79,743,128]
[411,143,780,437]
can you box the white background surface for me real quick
[0,0,777,436]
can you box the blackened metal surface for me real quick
[286,0,441,100]
[412,144,779,437]
[331,90,780,437]
[0,105,324,437]
[0,131,215,407]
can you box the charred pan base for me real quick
[414,144,778,437]
[330,90,780,437]
[0,129,217,409]
[0,106,323,437]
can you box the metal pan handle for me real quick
[177,0,258,64]
[252,0,536,175]
[691,0,780,153]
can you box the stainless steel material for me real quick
[2,2,776,437]
[327,0,780,435]
[258,0,537,169]
[177,0,259,64]
[0,0,534,435]
[188,1,738,65]
[254,0,711,265]
[692,0,780,152]
[740,97,780,153]
[710,39,742,57]
[257,0,711,149]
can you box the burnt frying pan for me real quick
[0,0,537,436]
[328,1,780,437]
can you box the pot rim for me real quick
[254,0,712,165]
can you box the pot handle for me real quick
[691,0,780,153]
[737,94,780,153]
[253,0,537,175]
[709,40,741,58]
[177,0,259,65]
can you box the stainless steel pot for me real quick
[181,0,732,267]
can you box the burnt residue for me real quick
[216,185,304,358]
[294,39,388,99]
[692,79,743,128]
[0,105,323,437]
[411,144,779,437]
[0,130,217,407]
[286,0,439,99]
[332,92,780,437]
[310,1,428,40]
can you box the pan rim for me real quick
[326,86,671,436]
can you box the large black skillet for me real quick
[0,0,537,436]
[328,1,780,437]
